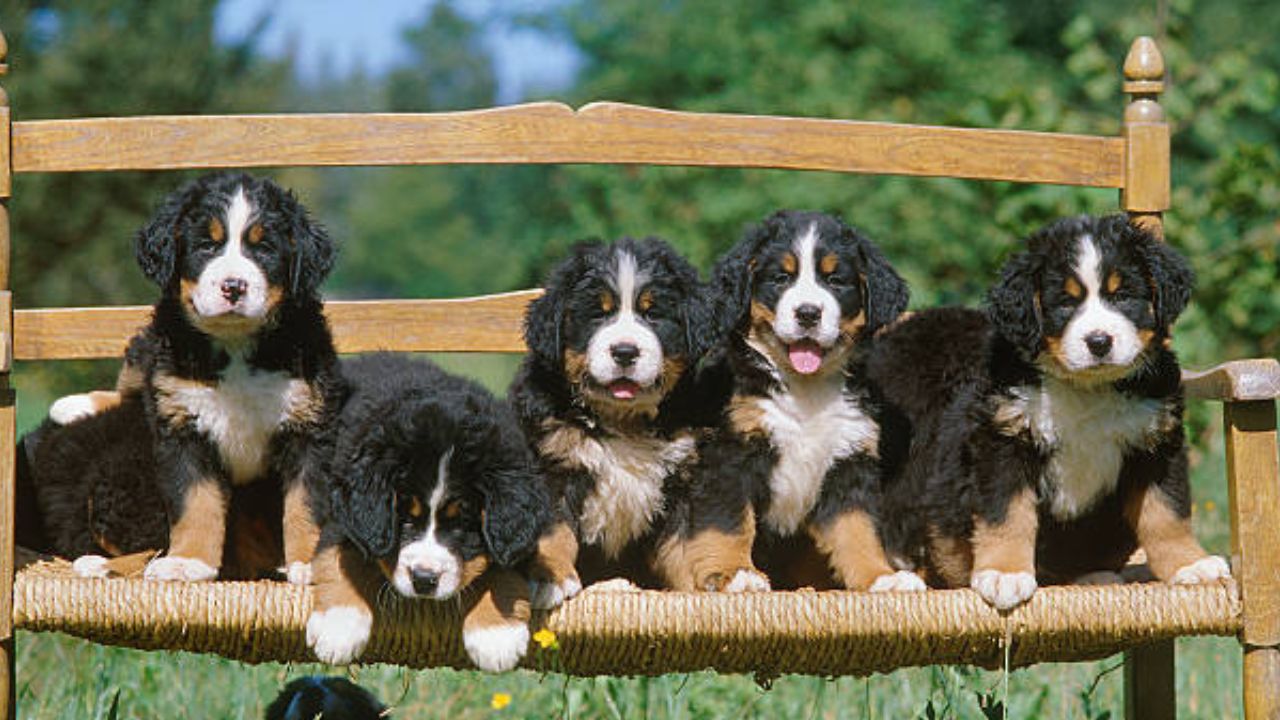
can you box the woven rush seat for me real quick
[14,561,1241,676]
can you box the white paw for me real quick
[1171,555,1231,585]
[284,561,313,586]
[144,556,218,582]
[723,569,772,592]
[72,555,111,579]
[530,574,582,610]
[49,394,99,425]
[971,570,1037,610]
[306,606,373,665]
[583,577,641,593]
[463,623,530,672]
[1072,570,1125,586]
[868,570,927,593]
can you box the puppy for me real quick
[868,215,1230,609]
[265,676,386,720]
[306,354,548,673]
[676,210,922,593]
[42,171,341,584]
[509,237,721,605]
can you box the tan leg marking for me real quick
[971,486,1038,575]
[726,395,768,438]
[927,529,974,589]
[463,566,532,634]
[102,550,161,577]
[166,480,228,571]
[531,522,579,586]
[807,509,896,590]
[283,482,321,567]
[312,544,377,614]
[655,509,761,591]
[459,554,491,591]
[1125,483,1210,581]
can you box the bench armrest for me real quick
[1182,359,1280,402]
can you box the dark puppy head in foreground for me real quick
[524,237,713,420]
[328,354,548,601]
[714,210,908,378]
[987,214,1193,384]
[136,171,335,340]
[265,676,386,720]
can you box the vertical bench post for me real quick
[1119,36,1176,720]
[0,26,13,720]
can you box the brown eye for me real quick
[247,224,265,244]
[208,218,225,243]
[1064,276,1084,300]
[600,292,616,313]
[407,496,425,519]
[444,500,463,519]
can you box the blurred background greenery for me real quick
[0,0,1276,717]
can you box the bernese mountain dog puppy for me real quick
[509,237,721,605]
[265,676,386,720]
[306,354,548,673]
[867,214,1230,609]
[36,171,341,584]
[677,210,923,593]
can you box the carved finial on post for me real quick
[1121,36,1169,238]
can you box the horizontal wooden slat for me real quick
[13,290,541,360]
[1182,359,1280,402]
[12,102,1126,187]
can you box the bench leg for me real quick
[1124,640,1176,720]
[0,380,14,720]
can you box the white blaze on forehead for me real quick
[774,223,840,347]
[586,249,664,388]
[1058,234,1143,372]
[190,186,272,323]
[392,447,462,600]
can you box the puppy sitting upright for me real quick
[47,171,341,584]
[509,237,719,605]
[868,215,1229,609]
[682,210,922,593]
[307,354,548,672]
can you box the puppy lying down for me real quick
[306,354,550,672]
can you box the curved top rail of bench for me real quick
[10,102,1126,187]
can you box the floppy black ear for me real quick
[986,251,1045,358]
[329,429,400,559]
[1136,227,1195,331]
[850,226,909,334]
[710,216,775,339]
[478,465,550,566]
[282,186,336,298]
[135,179,204,287]
[525,242,597,372]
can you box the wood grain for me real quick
[11,102,1127,188]
[1244,646,1280,720]
[1124,641,1175,720]
[1182,359,1280,402]
[1225,400,1280,648]
[13,290,542,360]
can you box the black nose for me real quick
[795,303,822,328]
[1085,331,1113,358]
[611,343,640,367]
[410,568,440,595]
[220,277,248,303]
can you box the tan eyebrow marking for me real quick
[780,252,797,274]
[1106,271,1122,294]
[637,289,654,313]
[1064,276,1084,299]
[600,291,616,314]
[208,218,225,243]
[247,224,265,244]
[408,496,425,519]
[819,253,838,275]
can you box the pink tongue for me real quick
[789,342,824,374]
[609,380,640,400]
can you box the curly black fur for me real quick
[265,676,386,720]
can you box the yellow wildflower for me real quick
[533,628,559,650]
[1204,500,1217,512]
[490,692,512,710]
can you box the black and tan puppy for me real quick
[509,237,722,605]
[41,171,340,584]
[868,214,1229,609]
[677,210,922,593]
[307,354,548,672]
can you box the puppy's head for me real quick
[524,237,712,420]
[135,171,335,340]
[987,214,1194,383]
[713,210,908,378]
[335,393,548,601]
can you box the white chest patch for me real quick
[998,378,1165,520]
[559,432,696,559]
[756,378,880,535]
[156,358,314,485]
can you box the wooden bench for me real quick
[1,33,1277,719]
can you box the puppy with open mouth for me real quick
[867,215,1229,610]
[306,354,549,672]
[672,210,924,593]
[510,236,724,606]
